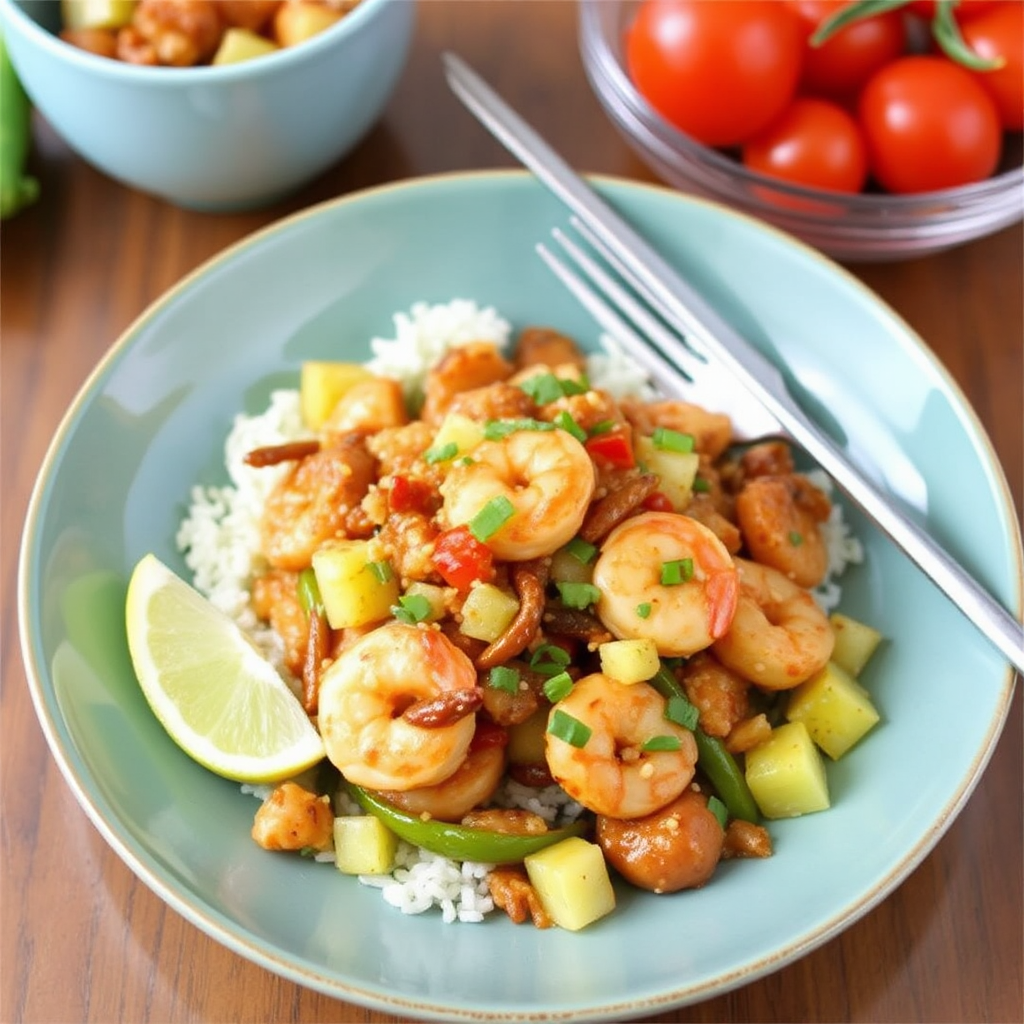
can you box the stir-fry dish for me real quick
[175,302,882,930]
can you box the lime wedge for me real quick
[125,553,325,784]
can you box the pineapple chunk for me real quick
[828,613,883,677]
[401,581,448,623]
[745,721,830,819]
[429,412,486,463]
[459,583,519,642]
[785,661,880,760]
[299,362,373,430]
[273,0,344,47]
[598,638,660,684]
[524,837,616,931]
[312,541,398,629]
[635,436,700,510]
[549,543,595,585]
[507,708,548,766]
[333,816,398,876]
[324,377,407,434]
[212,27,279,65]
[61,0,136,30]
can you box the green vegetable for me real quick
[297,567,324,617]
[347,783,588,864]
[542,670,574,702]
[468,494,515,541]
[0,31,39,220]
[547,708,592,748]
[652,664,760,823]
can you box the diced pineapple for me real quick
[333,816,398,876]
[785,661,880,760]
[401,581,448,623]
[324,377,407,434]
[828,613,883,677]
[61,0,136,30]
[273,0,344,47]
[212,27,279,65]
[459,583,519,642]
[507,708,549,766]
[549,543,595,585]
[745,721,830,819]
[299,362,373,430]
[598,638,660,684]
[634,436,700,510]
[429,412,486,463]
[312,541,399,629]
[524,837,616,931]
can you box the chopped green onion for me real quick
[543,671,574,702]
[707,795,728,830]
[468,495,515,541]
[518,372,565,405]
[635,602,652,619]
[297,567,324,617]
[553,409,587,443]
[565,536,597,565]
[691,476,711,493]
[561,373,590,395]
[665,694,700,731]
[423,441,458,464]
[556,581,601,610]
[660,558,694,586]
[652,427,695,453]
[588,419,614,436]
[641,735,682,752]
[298,845,318,858]
[483,418,555,440]
[789,530,804,546]
[488,665,520,693]
[368,560,394,583]
[391,593,432,624]
[547,709,592,748]
[530,643,571,677]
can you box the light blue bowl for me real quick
[19,172,1021,1020]
[0,0,415,210]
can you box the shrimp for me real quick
[591,511,739,658]
[712,557,834,690]
[734,474,832,588]
[317,622,480,791]
[259,433,375,570]
[129,0,223,66]
[375,743,506,822]
[545,673,698,819]
[420,342,514,425]
[440,428,596,561]
[251,782,334,852]
[620,398,733,459]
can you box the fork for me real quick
[442,50,1024,675]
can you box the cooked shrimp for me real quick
[591,511,739,657]
[317,622,480,790]
[420,342,514,425]
[620,398,733,459]
[712,557,834,689]
[259,433,375,570]
[130,0,223,66]
[251,782,333,852]
[735,474,831,588]
[513,325,587,371]
[375,743,506,822]
[440,428,596,561]
[545,673,698,819]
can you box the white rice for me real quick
[177,298,862,924]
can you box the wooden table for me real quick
[3,3,1021,1022]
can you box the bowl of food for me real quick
[579,0,1023,262]
[19,171,1021,1020]
[0,0,415,210]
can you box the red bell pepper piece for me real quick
[431,525,495,591]
[585,429,635,468]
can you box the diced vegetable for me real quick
[745,721,830,819]
[785,661,880,760]
[212,27,279,65]
[635,435,700,510]
[312,541,399,629]
[0,30,39,221]
[506,708,549,765]
[299,362,373,430]
[333,815,398,876]
[399,581,447,623]
[459,583,519,642]
[828,612,883,677]
[524,837,616,931]
[429,412,486,463]
[598,638,660,684]
[431,525,494,591]
[585,428,635,468]
[549,542,596,585]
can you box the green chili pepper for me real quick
[347,783,589,864]
[651,663,761,824]
[0,31,39,220]
[297,567,324,618]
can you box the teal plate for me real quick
[19,172,1022,1022]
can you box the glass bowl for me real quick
[578,0,1024,262]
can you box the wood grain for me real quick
[2,3,1020,1022]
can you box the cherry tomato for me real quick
[625,0,804,147]
[858,55,1002,192]
[743,97,869,193]
[789,0,907,100]
[960,3,1023,129]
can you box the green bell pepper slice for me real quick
[347,783,589,864]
